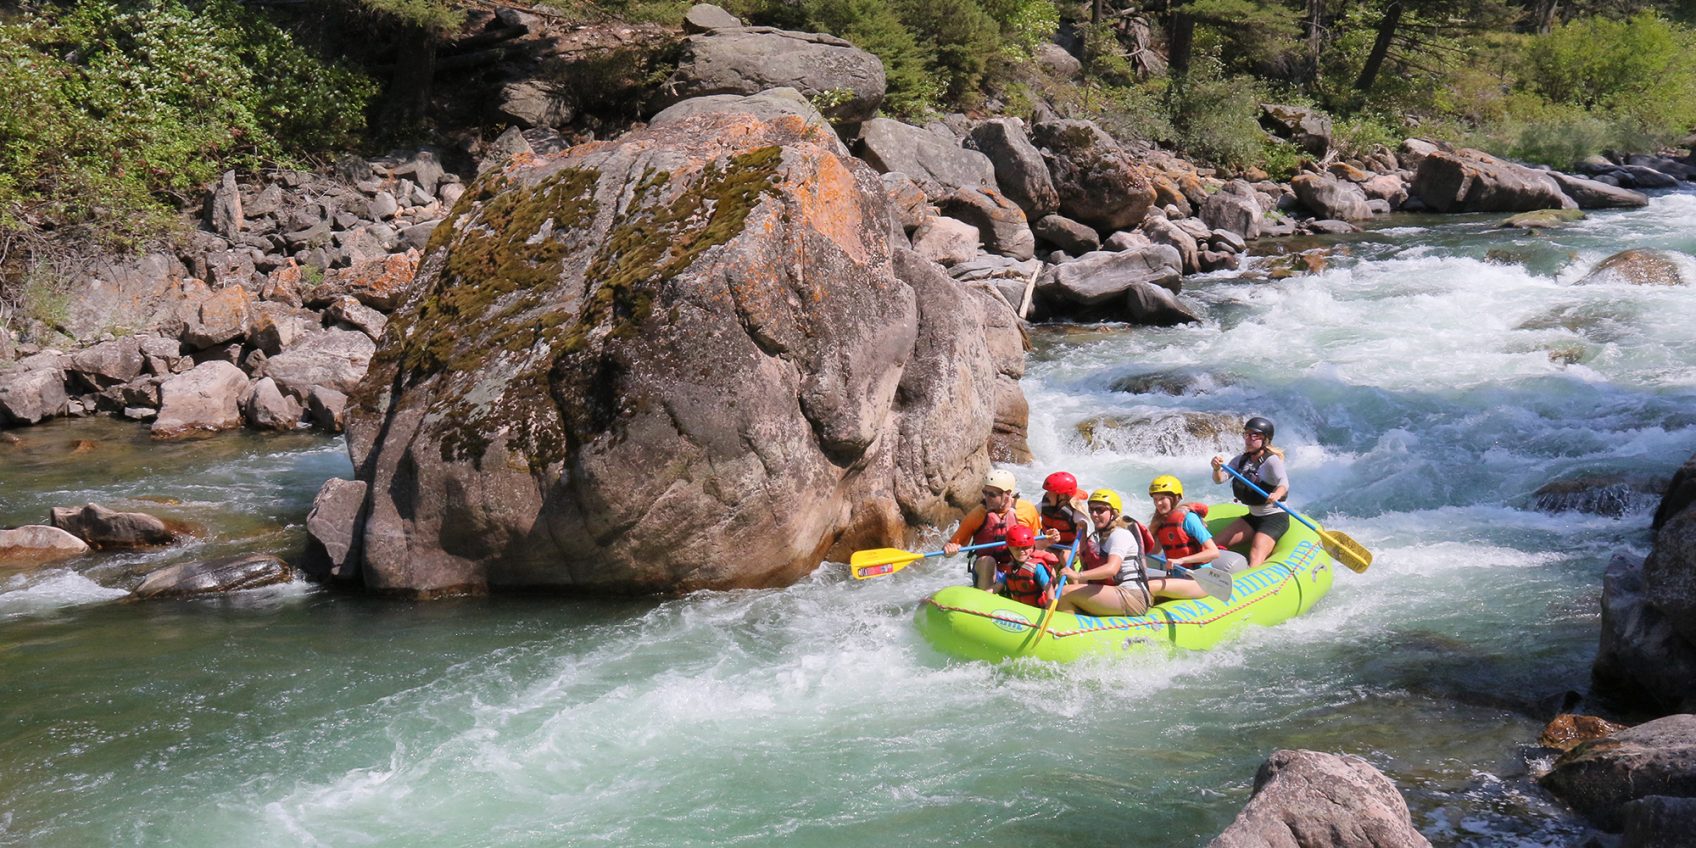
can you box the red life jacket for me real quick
[1153,502,1211,562]
[1078,522,1157,586]
[999,551,1057,607]
[971,506,1015,548]
[1039,499,1081,545]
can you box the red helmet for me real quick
[1042,471,1079,497]
[1005,526,1037,548]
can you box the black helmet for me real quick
[1244,416,1275,441]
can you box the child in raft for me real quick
[993,525,1059,607]
[1146,475,1248,574]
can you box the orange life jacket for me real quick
[1153,502,1211,562]
[999,550,1058,607]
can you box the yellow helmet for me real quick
[1087,488,1123,514]
[1148,475,1183,499]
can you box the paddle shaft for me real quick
[1030,533,1082,648]
[850,540,1006,579]
[1218,461,1323,535]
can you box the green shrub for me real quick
[803,0,942,118]
[1331,112,1403,160]
[1167,60,1269,169]
[1518,12,1696,150]
[893,0,1003,103]
[0,0,374,246]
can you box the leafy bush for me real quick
[893,0,1004,104]
[0,0,374,245]
[1331,112,1403,159]
[1519,12,1696,148]
[1166,60,1269,169]
[803,0,942,118]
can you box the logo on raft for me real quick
[991,609,1036,632]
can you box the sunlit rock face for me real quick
[340,113,1024,596]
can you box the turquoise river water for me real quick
[3,189,1695,846]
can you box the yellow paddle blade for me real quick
[849,548,924,580]
[1319,529,1373,573]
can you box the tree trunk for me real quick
[1530,0,1559,34]
[1304,0,1324,82]
[1168,11,1194,77]
[378,25,439,136]
[1354,0,1403,92]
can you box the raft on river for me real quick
[913,503,1336,663]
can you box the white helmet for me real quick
[984,469,1017,494]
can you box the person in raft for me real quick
[1210,416,1290,569]
[1036,471,1091,553]
[1054,488,1206,615]
[943,468,1040,591]
[993,525,1058,607]
[1147,475,1248,575]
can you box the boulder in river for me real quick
[133,553,293,598]
[334,112,1022,595]
[1578,249,1690,287]
[50,503,178,548]
[1539,714,1696,832]
[151,360,249,438]
[1208,749,1432,847]
[1412,148,1575,213]
[1595,455,1696,712]
[0,525,90,567]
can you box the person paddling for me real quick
[1036,471,1090,551]
[993,525,1058,607]
[1210,416,1290,569]
[1148,475,1247,574]
[944,469,1041,591]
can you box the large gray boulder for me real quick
[1034,246,1188,327]
[66,338,144,391]
[1547,170,1650,209]
[0,354,69,426]
[1595,450,1696,712]
[965,119,1059,219]
[1540,714,1696,832]
[261,328,376,399]
[1200,180,1264,240]
[856,118,996,199]
[1412,148,1576,213]
[659,27,885,125]
[300,478,367,581]
[1209,749,1432,848]
[936,187,1035,260]
[1031,119,1156,232]
[151,360,249,437]
[1290,173,1373,221]
[336,113,1022,595]
[0,525,90,567]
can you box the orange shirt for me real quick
[949,498,1041,545]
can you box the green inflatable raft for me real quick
[913,503,1336,663]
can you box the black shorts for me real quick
[1243,512,1290,540]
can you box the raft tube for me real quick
[913,503,1336,663]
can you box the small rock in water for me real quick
[69,439,97,455]
[1540,713,1628,752]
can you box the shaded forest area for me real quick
[1,0,1693,309]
